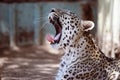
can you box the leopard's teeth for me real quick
[54,33,61,41]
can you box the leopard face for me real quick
[47,8,94,49]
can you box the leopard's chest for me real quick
[58,49,94,73]
[57,54,109,79]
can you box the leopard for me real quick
[47,8,120,80]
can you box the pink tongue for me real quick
[46,34,54,43]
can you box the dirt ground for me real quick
[0,45,62,80]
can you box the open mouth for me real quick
[46,12,62,44]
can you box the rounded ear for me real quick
[81,20,95,31]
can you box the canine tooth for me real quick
[54,33,61,40]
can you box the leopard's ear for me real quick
[81,20,94,31]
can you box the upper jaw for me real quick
[48,12,62,44]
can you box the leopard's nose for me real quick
[51,8,56,12]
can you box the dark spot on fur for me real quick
[66,35,68,37]
[61,63,64,67]
[69,70,72,74]
[67,40,70,42]
[70,21,74,23]
[72,72,76,75]
[64,74,69,79]
[71,17,74,19]
[76,74,81,79]
[65,27,68,30]
[69,36,72,39]
[63,37,65,40]
[74,31,76,33]
[69,50,71,53]
[64,23,67,25]
[73,55,75,57]
[75,23,77,26]
[66,43,69,45]
[81,43,83,45]
[67,77,74,80]
[85,51,88,53]
[67,53,69,56]
[64,43,66,47]
[70,45,73,47]
[68,26,70,30]
[76,21,78,23]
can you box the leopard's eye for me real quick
[66,10,74,15]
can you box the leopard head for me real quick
[47,8,94,49]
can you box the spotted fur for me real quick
[48,8,120,80]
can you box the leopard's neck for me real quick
[62,32,105,64]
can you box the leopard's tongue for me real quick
[46,33,61,43]
[46,34,54,43]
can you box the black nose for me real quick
[51,8,55,12]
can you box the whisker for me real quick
[40,21,56,35]
[35,16,48,19]
[40,21,50,30]
[34,18,48,24]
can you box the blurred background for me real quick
[0,0,120,80]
